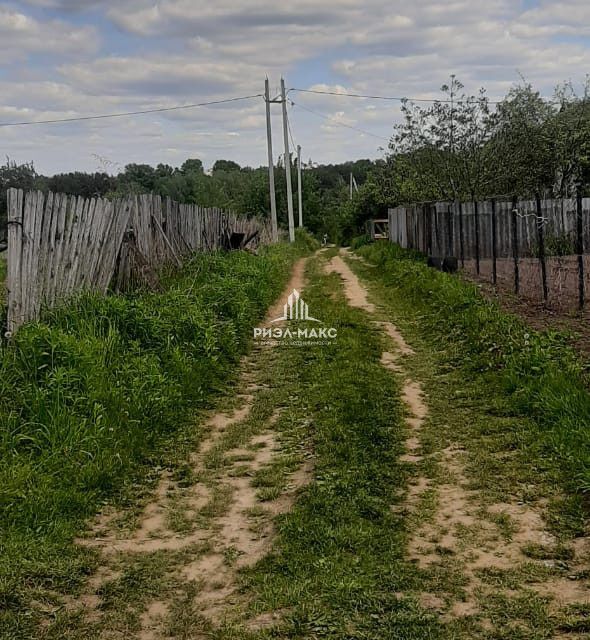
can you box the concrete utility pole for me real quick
[264,78,278,242]
[297,144,303,227]
[281,77,295,243]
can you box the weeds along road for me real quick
[48,248,590,639]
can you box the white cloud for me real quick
[5,0,590,173]
[0,6,98,60]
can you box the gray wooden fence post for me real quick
[6,188,23,336]
[511,196,520,295]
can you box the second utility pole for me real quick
[264,78,278,242]
[281,77,295,243]
[297,145,303,227]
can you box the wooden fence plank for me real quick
[4,189,272,332]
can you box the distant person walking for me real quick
[322,233,328,247]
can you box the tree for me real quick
[212,160,241,173]
[180,158,204,175]
[391,77,492,201]
[118,164,157,192]
[47,172,115,198]
[485,83,556,196]
[551,79,590,195]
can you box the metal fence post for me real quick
[447,203,454,256]
[458,200,465,268]
[474,198,481,275]
[535,194,548,304]
[491,198,497,285]
[511,196,520,295]
[577,190,585,310]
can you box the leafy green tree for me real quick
[391,77,492,200]
[180,158,204,175]
[47,172,115,198]
[551,79,590,195]
[485,83,556,196]
[118,164,157,193]
[212,160,241,173]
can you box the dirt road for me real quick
[55,249,590,640]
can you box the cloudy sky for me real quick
[2,0,590,175]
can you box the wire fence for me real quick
[4,189,272,334]
[389,196,590,311]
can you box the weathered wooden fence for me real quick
[389,196,590,310]
[5,189,272,333]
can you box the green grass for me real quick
[0,239,310,637]
[343,244,590,637]
[357,241,590,506]
[218,254,445,639]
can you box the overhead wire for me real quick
[0,93,264,128]
[289,87,515,105]
[289,99,390,142]
[286,106,298,150]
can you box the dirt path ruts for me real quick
[71,258,314,639]
[327,249,590,630]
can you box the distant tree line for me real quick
[4,77,587,245]
[0,156,378,244]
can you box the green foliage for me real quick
[180,158,204,175]
[212,159,241,173]
[46,172,115,199]
[349,234,371,250]
[533,232,576,257]
[392,76,492,200]
[358,241,590,496]
[386,77,590,202]
[294,228,320,252]
[0,243,304,634]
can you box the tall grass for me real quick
[0,241,307,634]
[358,241,590,497]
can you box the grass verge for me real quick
[357,242,590,503]
[0,238,310,637]
[346,243,590,637]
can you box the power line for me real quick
[0,93,263,128]
[290,87,511,106]
[290,99,390,142]
[286,107,297,150]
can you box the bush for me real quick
[294,228,320,252]
[349,234,371,250]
